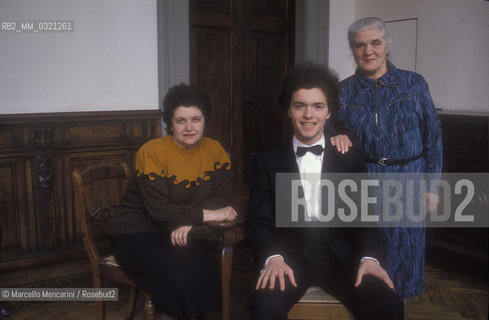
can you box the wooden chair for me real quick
[205,185,248,320]
[72,163,155,320]
[210,183,352,320]
[288,287,354,320]
[74,163,247,320]
[213,221,353,320]
[206,220,246,320]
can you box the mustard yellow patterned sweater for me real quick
[109,135,232,235]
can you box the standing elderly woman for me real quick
[109,83,237,319]
[330,17,442,299]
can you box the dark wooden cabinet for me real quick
[427,111,489,273]
[0,110,161,285]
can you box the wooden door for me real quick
[190,0,295,184]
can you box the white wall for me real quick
[296,0,330,66]
[304,0,489,112]
[157,0,190,105]
[296,0,356,80]
[352,0,489,112]
[328,0,356,80]
[0,0,159,114]
[3,1,487,114]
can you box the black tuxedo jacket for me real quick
[246,140,381,271]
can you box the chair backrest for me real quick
[72,163,129,271]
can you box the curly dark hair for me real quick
[278,62,340,115]
[162,83,212,135]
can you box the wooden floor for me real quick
[2,246,488,320]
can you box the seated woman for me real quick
[109,84,237,320]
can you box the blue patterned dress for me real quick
[337,61,442,298]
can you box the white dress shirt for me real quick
[263,134,378,268]
[264,135,325,267]
[293,135,325,221]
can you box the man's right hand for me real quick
[255,257,297,291]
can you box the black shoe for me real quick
[0,306,10,317]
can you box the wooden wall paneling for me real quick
[0,125,18,149]
[0,110,161,284]
[440,114,488,173]
[137,118,162,145]
[23,156,36,255]
[28,121,58,254]
[427,112,489,274]
[61,123,129,148]
[51,154,67,251]
[35,153,56,253]
[0,157,32,260]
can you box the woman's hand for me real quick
[171,225,193,246]
[203,206,238,222]
[330,135,352,153]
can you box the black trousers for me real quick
[252,232,404,320]
[110,232,221,318]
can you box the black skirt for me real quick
[110,232,221,317]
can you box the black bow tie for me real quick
[296,145,324,157]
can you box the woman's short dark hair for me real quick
[278,62,340,114]
[162,83,212,135]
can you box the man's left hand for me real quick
[355,259,394,290]
[424,192,440,214]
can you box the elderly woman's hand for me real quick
[330,135,352,154]
[203,206,238,222]
[171,225,193,246]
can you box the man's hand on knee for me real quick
[256,257,297,291]
[355,259,394,290]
